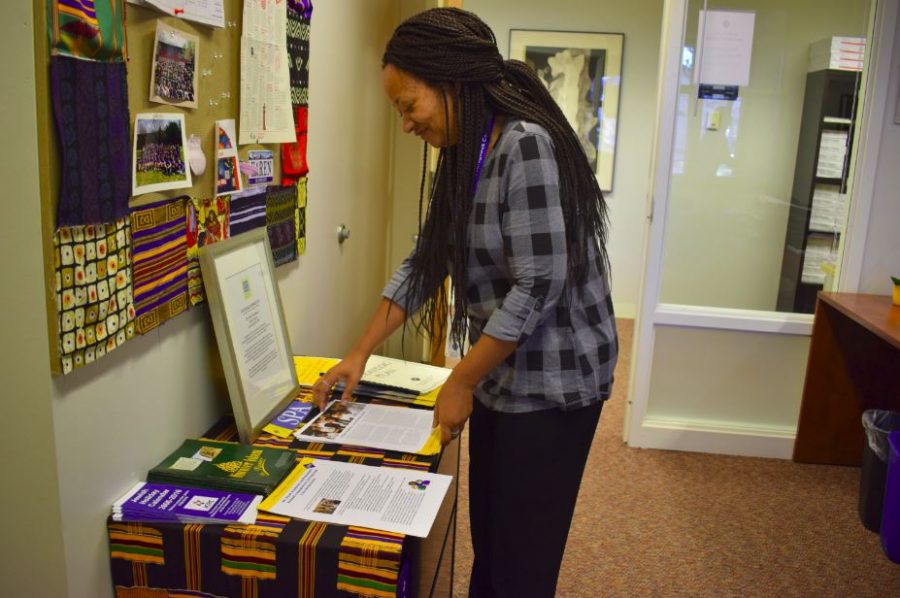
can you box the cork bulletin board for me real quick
[35,1,286,374]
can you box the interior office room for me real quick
[3,0,900,596]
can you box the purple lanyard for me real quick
[472,114,496,196]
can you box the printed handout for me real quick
[294,401,440,455]
[260,458,452,537]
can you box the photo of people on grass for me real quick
[132,113,192,196]
[150,21,199,109]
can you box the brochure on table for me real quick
[260,458,452,537]
[294,400,441,456]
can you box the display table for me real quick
[793,292,900,465]
[107,395,458,597]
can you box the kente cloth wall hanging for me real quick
[55,217,136,375]
[228,188,267,236]
[283,4,311,186]
[50,55,132,226]
[282,106,308,186]
[131,199,188,334]
[48,0,127,62]
[186,197,230,306]
[295,176,307,255]
[266,185,298,266]
[286,4,311,106]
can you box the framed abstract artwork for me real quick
[199,228,299,443]
[510,29,624,192]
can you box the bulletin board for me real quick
[34,1,291,374]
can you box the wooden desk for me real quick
[793,292,900,465]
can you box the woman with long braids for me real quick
[312,8,617,597]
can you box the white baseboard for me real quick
[626,415,796,460]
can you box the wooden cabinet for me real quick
[777,70,860,313]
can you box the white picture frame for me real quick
[199,228,299,443]
[509,29,624,193]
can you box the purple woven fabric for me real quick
[50,55,132,227]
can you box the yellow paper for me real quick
[293,355,341,387]
[260,458,313,510]
[262,423,294,438]
[418,427,442,456]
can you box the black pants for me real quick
[467,399,604,598]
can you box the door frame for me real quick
[624,0,898,455]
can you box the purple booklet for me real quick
[112,482,262,524]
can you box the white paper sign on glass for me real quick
[695,10,756,87]
[199,229,299,443]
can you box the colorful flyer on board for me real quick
[214,119,243,197]
[247,150,274,186]
[132,112,192,196]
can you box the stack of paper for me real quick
[809,36,866,72]
[112,482,262,524]
[809,184,846,232]
[816,131,848,179]
[802,235,838,284]
[293,355,450,407]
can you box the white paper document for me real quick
[128,0,225,29]
[239,37,296,144]
[695,10,756,86]
[225,263,283,392]
[294,401,440,455]
[260,458,452,537]
[359,355,452,394]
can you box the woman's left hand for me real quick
[433,375,474,445]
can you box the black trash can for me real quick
[860,410,900,532]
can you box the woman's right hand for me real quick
[311,351,369,409]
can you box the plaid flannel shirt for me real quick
[383,120,617,412]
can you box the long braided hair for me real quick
[383,8,610,352]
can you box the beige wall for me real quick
[646,325,809,429]
[383,0,441,361]
[0,3,69,597]
[467,0,664,318]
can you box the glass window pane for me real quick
[659,0,871,313]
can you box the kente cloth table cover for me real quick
[107,395,436,598]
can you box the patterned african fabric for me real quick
[228,188,267,237]
[281,107,308,186]
[50,55,132,227]
[186,197,230,306]
[295,177,307,256]
[286,6,311,106]
[55,217,135,375]
[48,0,127,62]
[106,391,441,598]
[287,0,314,20]
[266,185,298,266]
[131,199,188,334]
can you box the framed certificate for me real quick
[199,228,299,443]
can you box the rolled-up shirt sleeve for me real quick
[482,132,567,343]
[381,247,447,315]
